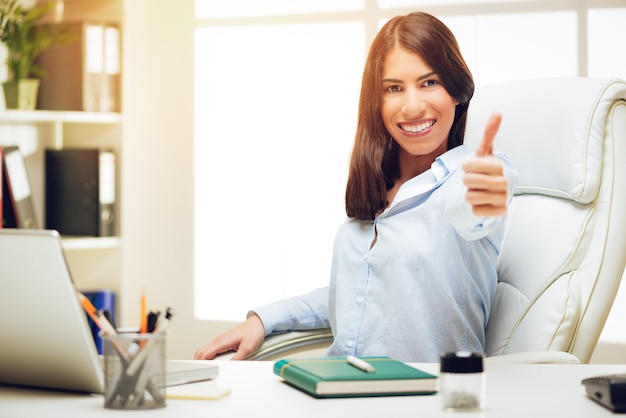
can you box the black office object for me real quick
[582,374,626,413]
[45,148,116,236]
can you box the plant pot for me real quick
[2,79,41,110]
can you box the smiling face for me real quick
[381,46,459,178]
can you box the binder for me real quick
[36,21,121,112]
[1,146,38,229]
[45,149,116,236]
[101,24,121,112]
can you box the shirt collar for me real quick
[380,145,470,218]
[432,144,470,181]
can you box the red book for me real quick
[0,146,3,228]
[1,146,37,229]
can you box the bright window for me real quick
[588,8,626,79]
[442,12,577,86]
[195,0,364,18]
[194,22,364,320]
[379,0,535,6]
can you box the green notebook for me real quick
[273,356,437,398]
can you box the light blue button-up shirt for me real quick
[254,145,517,362]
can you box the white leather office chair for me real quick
[240,78,626,364]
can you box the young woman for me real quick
[195,11,517,363]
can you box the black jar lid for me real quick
[440,351,484,373]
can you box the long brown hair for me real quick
[345,12,474,220]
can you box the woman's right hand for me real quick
[193,313,266,360]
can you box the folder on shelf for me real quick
[36,21,121,112]
[1,146,38,229]
[45,148,116,237]
[101,24,121,112]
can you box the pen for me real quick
[102,309,117,331]
[154,307,175,334]
[347,355,376,373]
[147,310,160,333]
[77,291,117,336]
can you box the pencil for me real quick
[76,291,129,362]
[139,288,147,334]
[76,292,116,335]
[77,291,100,325]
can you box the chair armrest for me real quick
[486,351,581,365]
[246,329,334,360]
[212,328,333,361]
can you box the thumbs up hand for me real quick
[462,113,509,217]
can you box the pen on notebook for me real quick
[347,355,376,373]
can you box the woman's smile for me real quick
[398,119,436,135]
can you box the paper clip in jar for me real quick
[439,351,485,412]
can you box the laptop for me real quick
[0,228,218,393]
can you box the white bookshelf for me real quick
[1,0,124,323]
[61,236,122,250]
[0,110,122,124]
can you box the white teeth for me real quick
[401,120,434,133]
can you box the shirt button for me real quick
[356,297,363,304]
[347,341,354,348]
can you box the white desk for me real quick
[0,361,623,417]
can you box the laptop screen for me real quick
[0,229,105,393]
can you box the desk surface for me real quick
[1,361,624,417]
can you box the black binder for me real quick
[45,149,115,236]
[1,146,38,229]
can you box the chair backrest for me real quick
[464,78,626,363]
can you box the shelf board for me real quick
[61,236,122,250]
[0,110,122,124]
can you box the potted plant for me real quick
[0,0,71,110]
